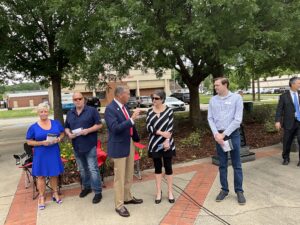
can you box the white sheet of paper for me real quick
[222,140,233,152]
[46,134,57,142]
[72,127,83,136]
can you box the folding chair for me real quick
[14,143,64,199]
[13,143,38,199]
[96,140,107,187]
[133,142,146,180]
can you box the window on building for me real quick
[97,91,106,99]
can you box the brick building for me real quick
[5,91,49,109]
[48,69,172,107]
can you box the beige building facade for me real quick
[48,69,172,107]
[258,74,300,88]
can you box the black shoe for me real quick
[237,192,246,205]
[155,191,162,204]
[216,190,228,202]
[115,206,130,217]
[79,189,92,198]
[168,192,175,203]
[92,193,102,204]
[168,198,175,203]
[124,197,143,204]
[282,159,289,165]
[297,161,300,167]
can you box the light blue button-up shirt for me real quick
[207,91,243,136]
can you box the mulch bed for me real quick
[62,120,283,184]
[137,122,283,171]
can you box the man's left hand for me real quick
[80,129,89,136]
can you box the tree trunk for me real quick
[188,84,201,127]
[251,77,256,101]
[257,79,261,101]
[51,75,64,125]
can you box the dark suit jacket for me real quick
[104,100,140,158]
[275,91,300,130]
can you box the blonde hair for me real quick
[37,102,50,112]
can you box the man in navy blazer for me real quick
[105,85,143,217]
[275,77,300,166]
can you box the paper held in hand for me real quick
[222,139,233,152]
[46,133,57,142]
[72,127,83,136]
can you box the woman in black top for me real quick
[146,90,176,204]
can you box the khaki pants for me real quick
[113,140,135,209]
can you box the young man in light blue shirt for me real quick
[208,77,246,205]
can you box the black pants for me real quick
[283,121,300,160]
[153,157,173,175]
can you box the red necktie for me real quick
[122,106,133,136]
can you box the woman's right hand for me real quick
[41,140,51,146]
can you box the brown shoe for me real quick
[115,206,130,217]
[297,161,300,167]
[124,197,143,204]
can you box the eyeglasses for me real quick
[73,98,83,101]
[152,97,161,101]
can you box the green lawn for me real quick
[0,108,53,119]
[199,94,280,104]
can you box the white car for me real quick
[165,97,186,111]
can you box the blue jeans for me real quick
[74,146,102,194]
[216,129,243,193]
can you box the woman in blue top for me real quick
[26,103,64,210]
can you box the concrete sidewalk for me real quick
[4,144,300,225]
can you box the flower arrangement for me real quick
[59,141,80,184]
[60,141,75,162]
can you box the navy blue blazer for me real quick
[104,100,140,158]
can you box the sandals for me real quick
[38,195,45,210]
[52,191,63,204]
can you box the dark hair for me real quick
[151,90,166,103]
[214,77,230,88]
[289,77,299,87]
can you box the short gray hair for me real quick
[114,85,129,97]
[37,102,50,111]
[151,90,166,103]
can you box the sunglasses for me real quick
[73,98,83,101]
[152,97,161,101]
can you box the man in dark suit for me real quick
[275,76,300,166]
[104,85,143,217]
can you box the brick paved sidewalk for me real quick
[4,147,280,225]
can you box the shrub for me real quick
[264,120,278,133]
[243,103,277,124]
[180,129,202,147]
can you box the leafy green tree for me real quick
[1,83,44,93]
[97,0,259,126]
[0,0,94,123]
[235,0,300,100]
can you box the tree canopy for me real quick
[0,0,98,123]
[1,0,300,126]
[83,0,259,125]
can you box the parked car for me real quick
[170,92,190,104]
[165,97,186,111]
[126,96,138,109]
[273,87,289,94]
[61,93,74,114]
[86,96,101,111]
[136,96,152,108]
